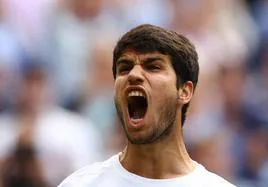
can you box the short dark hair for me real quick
[112,24,199,126]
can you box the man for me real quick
[58,24,236,187]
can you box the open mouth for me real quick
[127,90,148,120]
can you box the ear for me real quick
[177,81,194,105]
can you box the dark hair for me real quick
[112,24,199,126]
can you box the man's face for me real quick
[114,50,179,144]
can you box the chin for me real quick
[125,128,157,145]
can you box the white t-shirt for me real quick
[58,154,236,187]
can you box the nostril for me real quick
[128,76,144,85]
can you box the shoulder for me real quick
[194,164,237,187]
[57,155,117,187]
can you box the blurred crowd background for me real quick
[0,0,267,186]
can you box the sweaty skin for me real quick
[114,50,196,179]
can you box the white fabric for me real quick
[58,154,236,187]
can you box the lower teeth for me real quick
[132,112,142,119]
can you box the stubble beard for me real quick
[114,95,178,145]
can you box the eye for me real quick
[117,65,132,75]
[145,63,161,72]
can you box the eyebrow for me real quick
[116,58,134,66]
[116,56,165,66]
[142,57,165,64]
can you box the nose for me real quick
[128,65,144,85]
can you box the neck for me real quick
[119,129,195,179]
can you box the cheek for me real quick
[153,75,177,91]
[114,78,124,100]
[150,76,177,103]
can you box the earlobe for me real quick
[177,81,194,105]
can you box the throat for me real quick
[120,143,196,179]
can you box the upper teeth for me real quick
[128,91,145,98]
